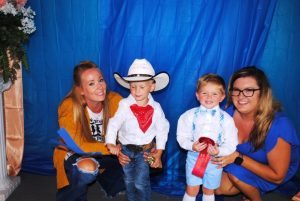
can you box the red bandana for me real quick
[130,104,154,133]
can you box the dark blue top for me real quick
[224,106,300,193]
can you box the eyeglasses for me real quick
[230,88,260,97]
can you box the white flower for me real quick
[20,6,35,18]
[0,1,36,83]
[19,16,36,34]
[0,2,36,35]
[0,3,18,16]
[19,6,36,34]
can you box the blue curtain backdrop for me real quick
[22,0,299,195]
[259,0,300,136]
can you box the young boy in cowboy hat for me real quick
[105,58,170,201]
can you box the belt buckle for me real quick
[126,144,143,152]
[133,145,143,152]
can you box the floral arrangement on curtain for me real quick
[0,0,35,83]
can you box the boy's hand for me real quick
[106,143,120,155]
[192,141,207,152]
[207,144,219,156]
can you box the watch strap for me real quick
[234,152,244,165]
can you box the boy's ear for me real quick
[220,93,226,102]
[151,82,156,92]
[195,91,200,101]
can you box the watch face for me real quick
[234,157,243,165]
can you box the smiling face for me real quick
[231,77,260,116]
[129,80,155,106]
[80,68,107,107]
[196,82,225,109]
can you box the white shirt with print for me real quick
[87,107,104,142]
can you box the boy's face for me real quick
[129,80,155,106]
[195,82,225,109]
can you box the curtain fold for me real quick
[259,0,300,138]
[23,0,298,195]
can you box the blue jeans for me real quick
[122,145,151,201]
[56,154,125,201]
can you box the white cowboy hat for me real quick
[114,59,170,91]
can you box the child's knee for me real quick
[186,185,200,197]
[202,186,214,195]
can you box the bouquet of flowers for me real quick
[0,0,36,83]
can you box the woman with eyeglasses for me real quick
[211,66,299,201]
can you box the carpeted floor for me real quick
[6,172,292,201]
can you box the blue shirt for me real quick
[225,106,300,193]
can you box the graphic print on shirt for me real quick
[87,107,104,142]
[90,118,104,142]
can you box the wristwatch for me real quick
[234,152,244,165]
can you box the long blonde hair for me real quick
[226,66,281,151]
[62,61,109,142]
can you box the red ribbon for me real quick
[130,104,154,133]
[192,137,215,178]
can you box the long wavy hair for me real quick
[226,66,281,151]
[62,61,109,142]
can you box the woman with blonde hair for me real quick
[212,66,299,201]
[53,61,125,201]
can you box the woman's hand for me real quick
[207,144,219,156]
[106,143,120,155]
[144,148,163,168]
[149,155,162,168]
[117,150,130,166]
[211,151,238,168]
[144,147,156,161]
[150,150,163,168]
